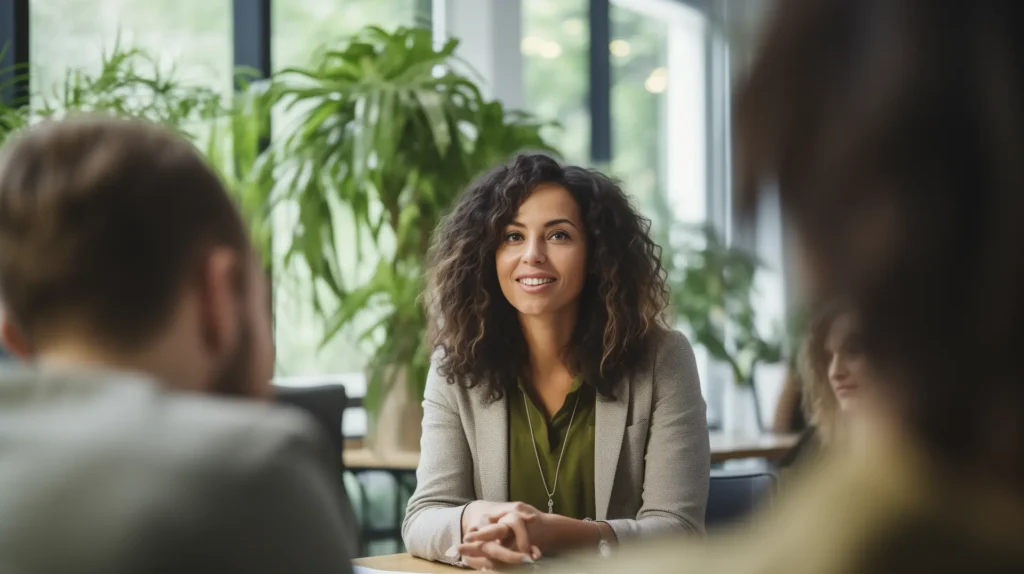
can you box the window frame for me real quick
[11,0,735,435]
[0,0,30,107]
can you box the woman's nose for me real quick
[829,355,849,381]
[522,237,547,265]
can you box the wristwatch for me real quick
[584,518,612,558]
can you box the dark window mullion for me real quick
[231,0,274,321]
[588,0,611,165]
[0,0,29,107]
[232,0,272,85]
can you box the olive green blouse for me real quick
[508,377,597,520]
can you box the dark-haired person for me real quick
[0,117,355,574]
[540,0,1024,572]
[402,153,710,569]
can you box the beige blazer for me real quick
[402,330,710,563]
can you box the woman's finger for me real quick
[457,541,495,558]
[462,555,494,571]
[457,541,532,565]
[465,516,532,555]
[479,540,533,565]
[497,514,532,554]
[463,523,511,543]
[481,505,516,526]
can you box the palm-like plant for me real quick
[254,26,555,413]
[1,42,268,256]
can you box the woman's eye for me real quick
[505,232,524,242]
[550,231,570,241]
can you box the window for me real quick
[521,1,719,424]
[610,0,705,226]
[522,0,590,165]
[28,0,233,176]
[270,0,423,382]
[30,0,232,98]
[607,0,716,425]
[273,0,421,71]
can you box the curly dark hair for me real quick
[425,153,669,400]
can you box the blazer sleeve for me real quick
[606,330,710,541]
[401,360,476,563]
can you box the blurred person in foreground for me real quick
[542,0,1024,571]
[0,118,354,574]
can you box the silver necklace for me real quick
[521,387,582,514]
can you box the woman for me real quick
[780,305,867,468]
[402,153,709,569]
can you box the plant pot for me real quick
[366,364,424,454]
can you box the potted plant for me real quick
[0,42,269,254]
[253,26,555,451]
[663,221,783,432]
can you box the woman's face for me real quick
[825,313,868,412]
[496,183,588,321]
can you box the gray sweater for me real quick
[0,364,355,574]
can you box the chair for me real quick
[273,384,362,554]
[273,384,348,458]
[706,469,777,529]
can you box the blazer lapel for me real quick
[595,375,629,520]
[475,392,509,502]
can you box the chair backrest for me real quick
[273,384,362,554]
[706,469,777,529]
[273,384,348,458]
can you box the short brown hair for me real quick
[0,116,249,350]
[736,0,1024,481]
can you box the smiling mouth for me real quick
[517,277,556,286]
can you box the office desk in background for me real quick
[345,431,799,470]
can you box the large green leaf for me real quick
[413,89,451,156]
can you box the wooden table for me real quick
[345,447,421,471]
[708,431,799,463]
[345,431,799,471]
[354,553,463,573]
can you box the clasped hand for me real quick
[458,501,547,570]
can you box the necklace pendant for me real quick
[547,498,554,514]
